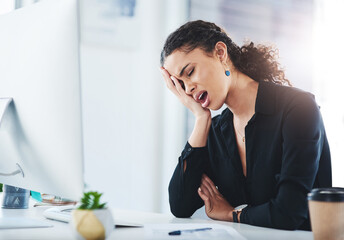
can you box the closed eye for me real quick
[188,68,194,77]
[178,80,185,90]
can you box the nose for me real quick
[185,83,196,95]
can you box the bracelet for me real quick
[233,204,248,223]
[232,210,239,223]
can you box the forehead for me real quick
[163,48,213,77]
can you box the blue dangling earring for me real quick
[225,70,230,76]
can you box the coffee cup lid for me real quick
[308,188,344,202]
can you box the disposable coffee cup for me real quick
[308,188,344,240]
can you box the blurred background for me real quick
[0,0,343,214]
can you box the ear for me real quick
[214,41,228,62]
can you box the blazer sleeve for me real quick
[240,93,327,230]
[168,141,210,218]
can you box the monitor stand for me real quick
[0,98,13,127]
[0,98,50,229]
[0,97,25,195]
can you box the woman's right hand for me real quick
[160,67,210,119]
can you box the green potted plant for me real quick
[70,191,114,240]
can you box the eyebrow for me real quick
[179,63,190,77]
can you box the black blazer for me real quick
[168,81,332,230]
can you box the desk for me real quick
[0,204,314,240]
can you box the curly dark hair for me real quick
[160,20,291,86]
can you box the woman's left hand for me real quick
[198,174,234,221]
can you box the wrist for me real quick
[228,210,234,222]
[195,113,211,122]
[189,115,211,147]
[195,115,211,131]
[233,204,248,223]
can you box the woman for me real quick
[159,20,332,231]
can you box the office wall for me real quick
[0,0,14,15]
[80,0,188,213]
[312,0,344,187]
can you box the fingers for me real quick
[159,67,170,81]
[159,67,179,96]
[202,174,220,195]
[200,179,215,198]
[199,182,212,198]
[198,187,211,210]
[201,174,220,197]
[170,76,186,96]
[198,187,208,201]
[160,68,187,100]
[160,67,206,116]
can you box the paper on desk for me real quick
[144,223,246,240]
[0,217,53,229]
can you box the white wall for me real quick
[80,0,188,213]
[313,0,344,187]
[0,0,14,15]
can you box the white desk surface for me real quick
[0,200,314,240]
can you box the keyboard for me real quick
[43,206,143,227]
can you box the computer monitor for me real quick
[0,0,83,201]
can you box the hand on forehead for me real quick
[163,48,213,78]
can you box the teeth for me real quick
[198,92,204,100]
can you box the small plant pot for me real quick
[70,208,114,240]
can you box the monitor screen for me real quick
[0,0,83,201]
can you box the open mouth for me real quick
[196,91,210,108]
